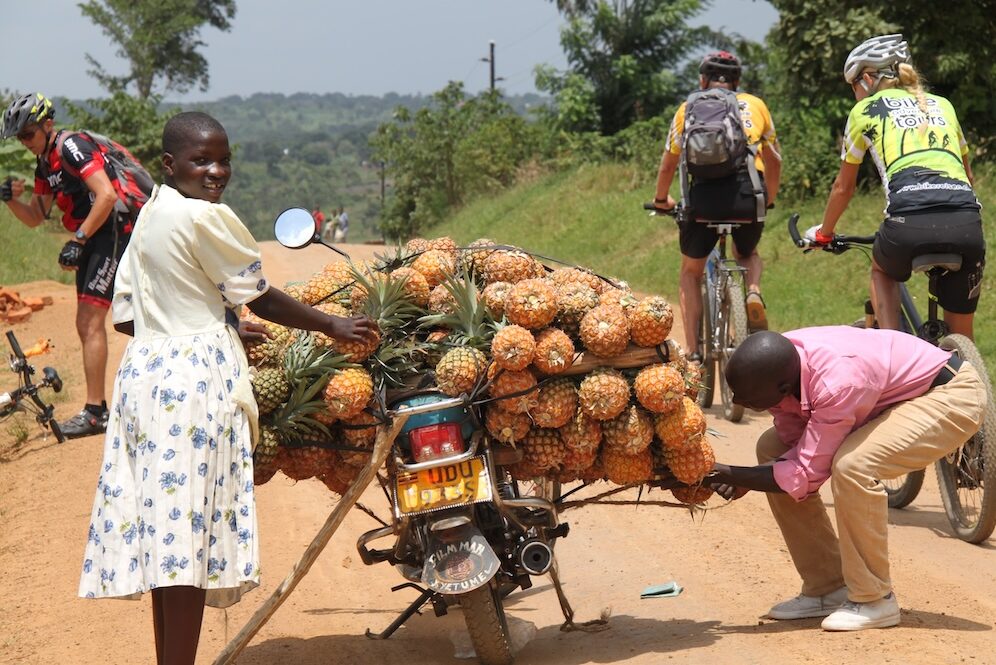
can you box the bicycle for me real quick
[1,331,65,443]
[644,202,749,422]
[788,213,996,543]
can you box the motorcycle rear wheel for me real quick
[460,580,513,665]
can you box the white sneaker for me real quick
[821,592,900,631]
[767,587,849,620]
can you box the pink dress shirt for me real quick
[770,326,950,500]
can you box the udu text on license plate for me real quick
[395,456,492,515]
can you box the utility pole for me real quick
[379,160,386,211]
[479,40,505,91]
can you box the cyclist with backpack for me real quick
[654,51,782,361]
[1,92,153,438]
[804,34,984,340]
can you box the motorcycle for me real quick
[273,208,574,665]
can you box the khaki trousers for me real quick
[757,363,986,602]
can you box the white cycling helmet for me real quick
[843,34,911,84]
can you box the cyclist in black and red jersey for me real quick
[1,92,150,438]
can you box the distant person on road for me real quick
[653,51,781,359]
[805,34,984,340]
[77,111,376,665]
[1,92,152,439]
[334,205,349,243]
[700,328,984,631]
[311,204,325,235]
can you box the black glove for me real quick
[58,241,85,268]
[0,177,12,202]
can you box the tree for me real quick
[539,0,714,135]
[79,0,236,98]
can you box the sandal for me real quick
[745,290,768,332]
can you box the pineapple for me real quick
[602,405,654,455]
[390,267,430,307]
[662,338,688,373]
[283,282,306,302]
[671,485,714,505]
[603,447,654,485]
[491,324,536,372]
[323,367,374,420]
[254,458,279,486]
[504,278,558,330]
[311,302,351,349]
[578,368,630,421]
[411,249,456,288]
[482,281,513,317]
[580,304,631,357]
[490,368,539,414]
[559,411,602,454]
[508,458,549,482]
[436,347,487,396]
[255,424,283,467]
[253,366,291,415]
[634,364,685,414]
[428,284,457,314]
[684,363,704,401]
[599,286,639,312]
[319,452,352,496]
[628,296,674,347]
[520,428,566,473]
[579,455,606,483]
[554,281,600,337]
[530,378,578,429]
[561,444,599,473]
[654,396,706,451]
[549,266,605,294]
[243,315,292,368]
[482,249,542,284]
[426,236,458,257]
[341,411,378,467]
[532,327,575,375]
[485,407,531,445]
[462,238,498,273]
[405,237,430,254]
[302,261,355,307]
[664,433,715,484]
[279,446,339,481]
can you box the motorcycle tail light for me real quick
[409,423,466,462]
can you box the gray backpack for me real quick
[680,88,766,222]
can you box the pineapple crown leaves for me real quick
[284,333,358,384]
[372,244,418,272]
[349,263,425,333]
[418,270,496,350]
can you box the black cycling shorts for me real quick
[679,218,764,260]
[76,220,130,308]
[873,208,985,314]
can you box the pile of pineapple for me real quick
[247,236,717,505]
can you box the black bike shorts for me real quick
[873,208,985,314]
[76,220,131,308]
[679,218,764,260]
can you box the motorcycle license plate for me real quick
[395,456,492,516]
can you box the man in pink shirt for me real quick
[705,327,984,631]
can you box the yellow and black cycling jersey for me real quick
[841,89,980,215]
[665,92,780,172]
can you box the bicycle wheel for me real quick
[717,280,746,423]
[881,471,925,509]
[697,279,715,409]
[935,334,996,543]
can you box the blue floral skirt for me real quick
[79,330,260,608]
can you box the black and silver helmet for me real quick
[843,34,911,84]
[1,92,55,140]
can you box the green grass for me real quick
[432,162,996,374]
[0,208,74,286]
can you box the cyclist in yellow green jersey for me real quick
[805,34,984,339]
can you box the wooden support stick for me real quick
[561,343,672,377]
[213,415,408,665]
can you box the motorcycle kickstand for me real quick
[548,561,610,634]
[365,583,435,640]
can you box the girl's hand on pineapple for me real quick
[238,320,272,345]
[326,314,378,344]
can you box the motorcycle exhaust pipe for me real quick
[517,538,553,576]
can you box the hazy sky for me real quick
[2,0,778,101]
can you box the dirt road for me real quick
[1,242,993,665]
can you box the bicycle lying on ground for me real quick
[1,331,65,443]
[788,213,996,543]
[644,202,748,422]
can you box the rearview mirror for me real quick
[273,207,316,249]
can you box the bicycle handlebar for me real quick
[787,213,876,253]
[643,202,678,217]
[6,331,24,361]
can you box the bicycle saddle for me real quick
[911,253,961,273]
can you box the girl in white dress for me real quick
[78,112,375,665]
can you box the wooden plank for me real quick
[212,414,409,665]
[559,343,674,376]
